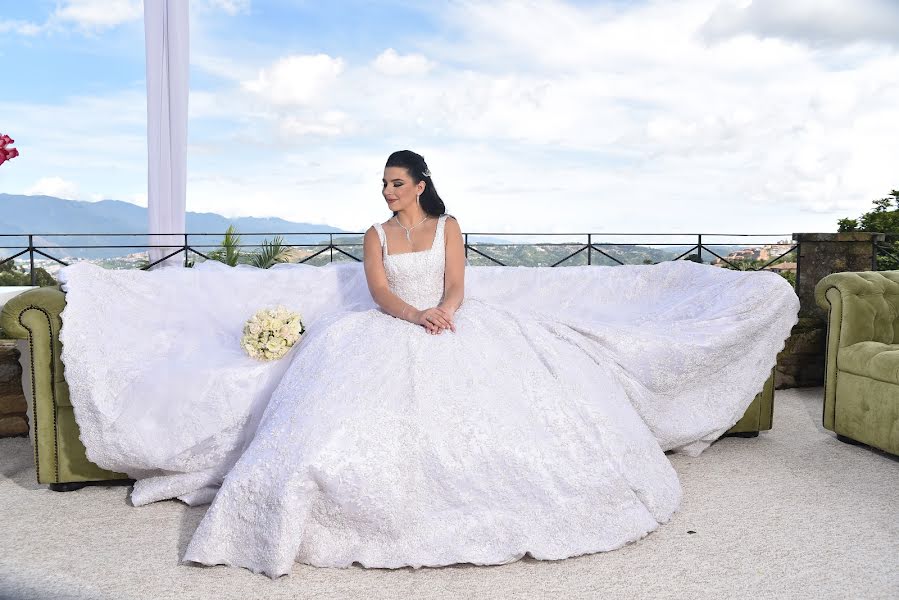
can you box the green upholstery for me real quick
[727,370,774,435]
[0,286,776,487]
[0,287,126,485]
[838,342,899,384]
[815,270,899,456]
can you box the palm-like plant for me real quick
[209,225,243,267]
[251,236,304,269]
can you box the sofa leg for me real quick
[729,431,759,438]
[836,434,865,447]
[49,482,88,492]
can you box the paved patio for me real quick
[1,387,897,600]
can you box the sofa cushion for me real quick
[839,341,899,385]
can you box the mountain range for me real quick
[1,194,747,264]
[0,193,346,259]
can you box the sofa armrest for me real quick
[0,287,68,483]
[815,271,899,347]
[0,287,66,341]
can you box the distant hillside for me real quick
[1,194,738,266]
[0,194,346,259]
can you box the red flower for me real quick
[0,133,19,166]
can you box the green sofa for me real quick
[0,286,777,491]
[815,270,899,456]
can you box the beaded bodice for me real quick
[373,214,447,310]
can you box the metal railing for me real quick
[0,231,801,286]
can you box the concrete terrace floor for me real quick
[0,387,897,600]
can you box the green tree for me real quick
[778,270,796,288]
[838,189,899,270]
[723,258,763,271]
[0,258,57,286]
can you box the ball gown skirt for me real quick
[182,298,682,575]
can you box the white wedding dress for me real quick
[55,215,799,577]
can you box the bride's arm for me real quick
[439,216,465,316]
[363,227,432,327]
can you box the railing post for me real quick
[697,234,702,263]
[184,234,189,267]
[465,233,469,259]
[28,234,35,286]
[330,234,334,263]
[587,234,592,265]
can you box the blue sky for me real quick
[2,0,899,236]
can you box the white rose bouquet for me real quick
[241,306,305,361]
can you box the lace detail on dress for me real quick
[373,215,447,310]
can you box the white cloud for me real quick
[127,192,149,206]
[0,19,43,36]
[701,0,899,46]
[9,0,899,236]
[195,1,897,233]
[2,0,249,38]
[242,54,345,107]
[53,0,143,30]
[26,177,81,200]
[279,111,353,138]
[373,49,436,76]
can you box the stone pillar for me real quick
[775,232,885,388]
[0,340,28,437]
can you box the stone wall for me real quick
[775,232,884,388]
[0,340,28,437]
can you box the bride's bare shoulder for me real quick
[444,214,461,230]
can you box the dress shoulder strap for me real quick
[372,223,387,247]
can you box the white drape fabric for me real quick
[144,0,189,268]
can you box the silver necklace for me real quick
[394,215,430,242]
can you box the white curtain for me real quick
[144,0,189,268]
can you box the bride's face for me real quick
[382,167,425,213]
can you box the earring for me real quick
[416,194,421,203]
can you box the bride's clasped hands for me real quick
[417,305,455,334]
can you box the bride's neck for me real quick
[395,208,429,228]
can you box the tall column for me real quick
[144,0,189,267]
[776,232,885,388]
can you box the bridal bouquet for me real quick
[241,306,305,361]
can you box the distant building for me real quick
[711,241,795,268]
[766,261,797,274]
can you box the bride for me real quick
[173,150,792,576]
[56,150,797,577]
